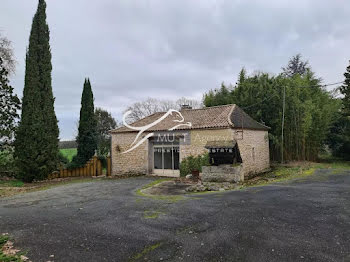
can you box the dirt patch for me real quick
[0,177,102,198]
[141,181,193,195]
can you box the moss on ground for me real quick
[139,178,172,189]
[129,242,163,261]
[239,160,349,189]
[239,166,317,189]
[143,210,164,219]
[135,178,186,203]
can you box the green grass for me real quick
[0,235,8,246]
[60,148,77,162]
[0,180,24,187]
[143,210,164,219]
[141,179,172,189]
[240,166,316,188]
[311,161,350,170]
[0,235,22,262]
[238,162,348,189]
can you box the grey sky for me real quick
[1,0,349,139]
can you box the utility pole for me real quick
[281,85,286,163]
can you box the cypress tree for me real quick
[75,78,97,165]
[14,0,59,182]
[340,61,350,116]
[338,61,350,160]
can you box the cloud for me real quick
[1,0,349,139]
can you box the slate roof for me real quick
[111,104,269,133]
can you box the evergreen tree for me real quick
[75,78,97,165]
[203,58,339,162]
[237,67,246,85]
[0,58,20,147]
[282,54,310,77]
[95,108,117,156]
[340,61,350,116]
[14,0,59,182]
[328,61,350,160]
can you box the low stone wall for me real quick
[202,165,243,183]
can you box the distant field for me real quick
[60,148,77,162]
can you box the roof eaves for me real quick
[227,104,236,128]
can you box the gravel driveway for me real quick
[0,169,349,262]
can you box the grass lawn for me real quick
[60,148,77,162]
[0,180,24,187]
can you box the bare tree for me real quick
[176,97,202,109]
[0,33,16,74]
[124,98,163,122]
[124,97,202,122]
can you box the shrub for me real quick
[66,155,84,169]
[0,148,16,175]
[97,155,107,169]
[180,153,210,177]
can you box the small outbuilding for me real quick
[110,104,270,180]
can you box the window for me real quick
[252,147,255,162]
[153,146,180,170]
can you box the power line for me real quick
[241,80,344,110]
[321,81,344,87]
[238,80,344,163]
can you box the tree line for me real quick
[204,55,350,162]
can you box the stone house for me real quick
[110,104,270,180]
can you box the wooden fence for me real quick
[48,155,111,179]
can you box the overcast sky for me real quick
[1,0,349,140]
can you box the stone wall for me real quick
[181,128,270,178]
[111,132,149,175]
[180,129,234,161]
[111,128,270,177]
[202,165,242,183]
[235,129,270,177]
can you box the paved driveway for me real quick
[0,169,349,262]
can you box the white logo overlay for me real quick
[122,109,192,154]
